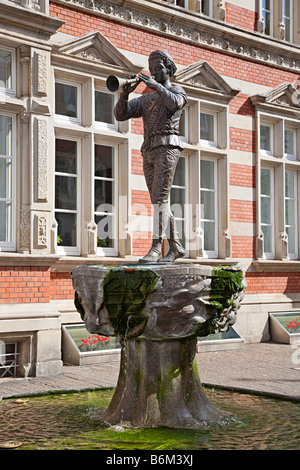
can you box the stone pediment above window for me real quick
[53,31,141,75]
[251,82,300,115]
[175,61,239,101]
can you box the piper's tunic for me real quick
[114,84,187,153]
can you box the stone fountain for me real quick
[71,263,246,429]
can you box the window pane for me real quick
[95,91,114,124]
[202,221,215,251]
[0,158,12,199]
[0,115,12,156]
[55,212,77,247]
[285,171,295,198]
[55,83,77,118]
[262,225,272,253]
[286,226,296,254]
[201,191,215,220]
[285,129,295,155]
[95,145,113,178]
[173,157,185,187]
[94,180,113,211]
[179,109,186,137]
[261,168,271,195]
[202,0,211,16]
[260,125,271,152]
[200,113,214,142]
[0,201,12,242]
[0,49,12,89]
[286,199,296,226]
[263,0,271,9]
[55,176,77,210]
[55,139,77,174]
[261,197,272,224]
[95,214,114,248]
[201,160,214,189]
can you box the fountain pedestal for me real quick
[71,263,246,429]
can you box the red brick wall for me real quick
[231,236,255,258]
[0,267,50,304]
[49,3,300,87]
[131,149,143,175]
[132,231,153,256]
[132,190,152,216]
[229,128,255,153]
[50,272,74,300]
[230,200,256,223]
[246,272,300,294]
[230,164,256,188]
[229,93,255,117]
[225,2,257,32]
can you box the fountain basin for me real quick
[71,263,246,428]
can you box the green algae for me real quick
[2,388,299,450]
[101,267,160,338]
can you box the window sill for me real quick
[0,252,239,270]
[253,259,300,272]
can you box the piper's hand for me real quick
[138,72,159,90]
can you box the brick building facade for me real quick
[1,0,300,377]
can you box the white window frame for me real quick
[94,142,118,257]
[285,169,298,259]
[170,155,189,253]
[200,111,217,148]
[283,0,293,42]
[200,156,218,258]
[0,112,16,252]
[0,46,16,97]
[260,166,275,259]
[55,137,81,256]
[174,0,189,8]
[260,122,274,156]
[94,87,117,131]
[55,79,81,126]
[262,0,273,36]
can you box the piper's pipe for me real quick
[106,75,140,92]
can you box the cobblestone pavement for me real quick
[0,342,299,401]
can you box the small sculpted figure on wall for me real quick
[113,50,187,264]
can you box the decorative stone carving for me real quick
[37,216,47,246]
[71,264,246,428]
[35,51,48,96]
[19,207,31,250]
[35,118,48,202]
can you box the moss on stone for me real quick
[101,267,160,338]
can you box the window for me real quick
[179,108,188,141]
[55,138,80,255]
[285,128,296,159]
[200,158,217,257]
[283,0,293,42]
[94,144,118,255]
[0,47,14,94]
[201,0,213,16]
[170,156,188,250]
[0,114,15,251]
[260,123,273,155]
[55,81,80,122]
[200,112,216,146]
[95,90,116,129]
[175,0,189,7]
[262,0,273,36]
[260,167,274,258]
[285,170,298,258]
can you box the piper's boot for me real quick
[161,240,186,263]
[139,241,162,264]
